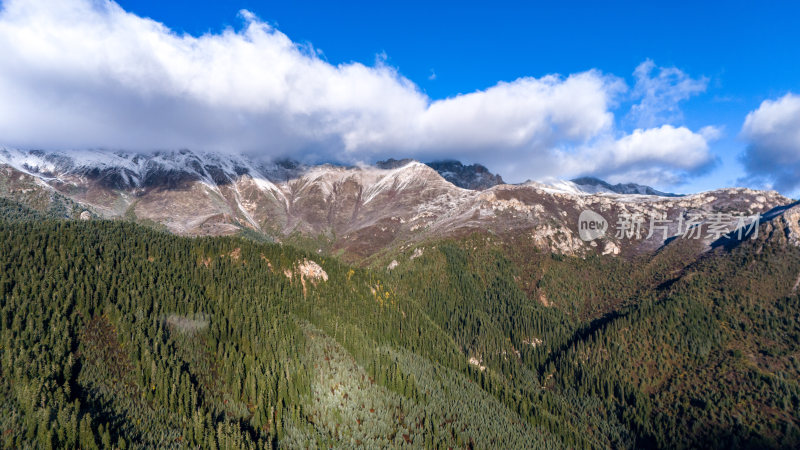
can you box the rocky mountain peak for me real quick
[424,160,505,190]
[375,158,415,170]
[377,159,504,190]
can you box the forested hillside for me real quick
[1,199,799,448]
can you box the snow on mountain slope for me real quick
[529,177,678,197]
[0,148,791,260]
[569,176,679,196]
[424,160,505,190]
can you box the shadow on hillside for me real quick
[711,200,800,251]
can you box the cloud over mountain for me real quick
[562,125,716,186]
[740,93,800,194]
[0,0,715,186]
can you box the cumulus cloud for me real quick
[628,59,708,128]
[0,0,715,186]
[740,93,800,193]
[551,125,716,186]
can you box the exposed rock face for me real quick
[79,210,91,220]
[602,241,620,256]
[710,200,800,252]
[0,148,792,261]
[375,158,414,170]
[522,337,543,348]
[378,159,504,190]
[425,160,505,190]
[467,357,486,372]
[782,204,800,246]
[297,259,328,282]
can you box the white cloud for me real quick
[628,59,708,128]
[0,0,715,186]
[699,125,723,141]
[554,125,716,186]
[740,93,800,193]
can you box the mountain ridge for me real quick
[0,148,792,262]
[570,176,680,197]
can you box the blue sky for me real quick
[1,0,799,195]
[116,0,800,194]
[115,0,800,99]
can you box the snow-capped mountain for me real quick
[424,161,505,190]
[531,177,679,197]
[569,176,680,197]
[0,148,792,261]
[375,159,504,190]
